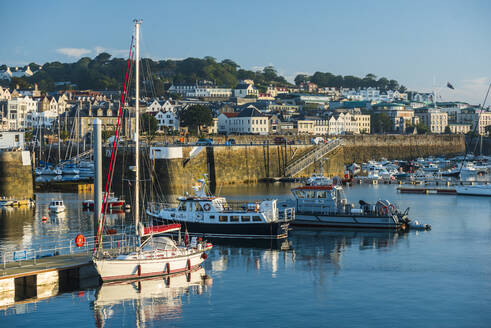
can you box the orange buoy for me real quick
[75,234,85,247]
[41,216,48,221]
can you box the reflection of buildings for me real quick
[93,268,212,327]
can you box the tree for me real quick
[140,113,158,137]
[415,123,429,134]
[60,130,70,141]
[180,105,212,134]
[294,74,309,86]
[371,113,393,133]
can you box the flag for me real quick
[447,82,454,90]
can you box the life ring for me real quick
[203,203,211,211]
[75,234,85,247]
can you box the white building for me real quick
[0,66,34,80]
[415,109,448,134]
[0,131,25,149]
[2,96,38,130]
[233,83,258,98]
[342,88,407,102]
[146,99,180,113]
[153,110,179,131]
[168,84,232,98]
[217,106,269,135]
[0,86,11,100]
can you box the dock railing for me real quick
[1,233,138,269]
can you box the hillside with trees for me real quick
[294,72,407,92]
[1,54,291,95]
[1,53,406,95]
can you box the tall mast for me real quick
[134,19,141,232]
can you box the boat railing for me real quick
[278,207,295,222]
[0,232,138,269]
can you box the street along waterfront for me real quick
[1,183,490,327]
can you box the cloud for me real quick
[56,48,91,58]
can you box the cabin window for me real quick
[241,216,250,222]
[195,202,203,211]
[209,215,215,220]
[252,216,262,222]
[219,215,228,222]
[305,190,315,198]
[178,202,187,211]
[230,216,239,222]
[295,190,305,198]
[317,191,327,198]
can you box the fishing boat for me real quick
[49,200,65,213]
[147,176,295,239]
[92,20,211,282]
[83,192,125,210]
[282,175,429,230]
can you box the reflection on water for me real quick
[93,268,212,327]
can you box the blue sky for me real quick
[1,0,490,104]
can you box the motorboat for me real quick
[35,166,62,176]
[455,184,491,196]
[49,200,65,213]
[83,192,125,210]
[147,176,295,239]
[281,181,430,230]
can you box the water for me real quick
[1,184,490,327]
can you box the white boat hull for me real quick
[293,213,400,229]
[93,252,205,282]
[49,206,65,213]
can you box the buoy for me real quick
[75,234,85,247]
[41,216,48,222]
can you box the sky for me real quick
[1,0,490,104]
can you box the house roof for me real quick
[237,106,266,117]
[223,112,239,118]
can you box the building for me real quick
[146,99,180,113]
[353,114,371,133]
[0,66,34,80]
[168,84,232,98]
[217,106,269,135]
[0,131,25,149]
[0,86,11,100]
[0,96,38,130]
[153,110,179,131]
[233,82,258,98]
[448,123,471,134]
[415,109,448,134]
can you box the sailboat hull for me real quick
[93,252,205,282]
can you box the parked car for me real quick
[274,137,287,144]
[196,138,214,145]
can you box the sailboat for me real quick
[92,20,212,282]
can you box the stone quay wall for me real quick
[0,151,33,199]
[104,135,465,195]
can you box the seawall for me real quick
[104,135,465,195]
[0,151,34,199]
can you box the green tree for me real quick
[180,105,212,134]
[140,113,158,137]
[371,113,393,133]
[60,130,70,141]
[416,123,429,134]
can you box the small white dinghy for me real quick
[49,200,66,213]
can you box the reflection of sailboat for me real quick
[93,268,212,326]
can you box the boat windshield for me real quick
[142,236,178,251]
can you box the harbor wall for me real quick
[104,135,465,195]
[0,151,33,199]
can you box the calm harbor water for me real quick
[1,183,490,327]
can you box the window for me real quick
[195,202,203,212]
[219,215,228,222]
[15,135,19,142]
[178,202,187,211]
[252,216,262,222]
[241,216,250,222]
[230,216,239,222]
[209,215,215,220]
